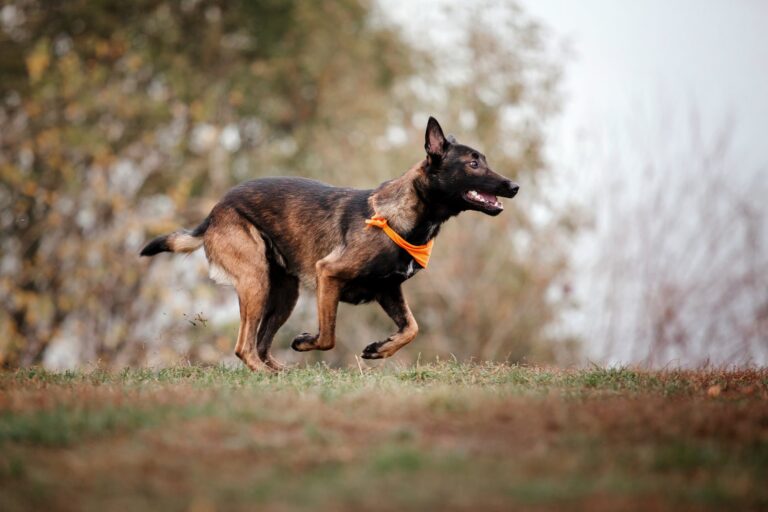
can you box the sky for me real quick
[517,0,768,169]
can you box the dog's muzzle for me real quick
[499,180,520,198]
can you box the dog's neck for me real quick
[369,160,444,245]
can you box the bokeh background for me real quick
[0,0,765,369]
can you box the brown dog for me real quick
[141,117,519,370]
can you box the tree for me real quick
[0,0,573,367]
[573,106,767,366]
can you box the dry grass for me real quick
[1,363,767,511]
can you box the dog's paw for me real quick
[361,340,391,359]
[291,332,319,352]
[263,356,289,372]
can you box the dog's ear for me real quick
[425,116,449,162]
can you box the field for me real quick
[1,363,767,511]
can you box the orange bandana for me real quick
[365,215,434,268]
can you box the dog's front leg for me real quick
[291,252,346,352]
[362,285,418,359]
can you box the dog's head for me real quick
[422,116,519,216]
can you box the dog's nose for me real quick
[507,181,520,198]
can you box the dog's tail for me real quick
[140,217,210,257]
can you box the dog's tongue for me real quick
[477,191,498,202]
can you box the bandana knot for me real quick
[365,215,434,269]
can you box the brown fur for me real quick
[369,161,427,234]
[141,117,519,371]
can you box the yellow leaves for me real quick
[64,102,85,123]
[94,38,126,60]
[48,210,63,228]
[111,194,128,213]
[57,162,76,184]
[0,164,23,187]
[228,90,244,107]
[104,323,127,349]
[126,54,143,72]
[34,129,65,169]
[35,129,60,152]
[58,52,81,75]
[25,294,55,327]
[250,61,270,77]
[24,100,42,118]
[170,176,194,207]
[190,100,206,122]
[0,316,23,366]
[26,39,50,83]
[22,181,37,196]
[92,147,116,169]
[10,288,37,310]
[57,295,74,313]
[95,40,111,58]
[58,53,84,98]
[146,219,181,236]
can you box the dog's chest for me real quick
[385,253,422,281]
[338,256,422,305]
[370,256,422,282]
[402,259,420,279]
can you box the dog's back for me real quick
[210,177,372,286]
[142,177,372,288]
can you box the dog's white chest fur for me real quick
[209,263,234,286]
[405,260,423,279]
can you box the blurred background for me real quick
[0,0,764,369]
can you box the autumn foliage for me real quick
[0,1,571,368]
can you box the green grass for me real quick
[1,362,767,511]
[7,361,754,393]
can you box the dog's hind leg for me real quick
[234,293,265,371]
[204,215,270,371]
[361,285,418,359]
[256,264,299,370]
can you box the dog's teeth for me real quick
[468,190,497,205]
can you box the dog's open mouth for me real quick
[463,189,503,213]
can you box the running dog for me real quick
[140,117,519,371]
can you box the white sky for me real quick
[517,0,768,167]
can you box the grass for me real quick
[1,362,767,511]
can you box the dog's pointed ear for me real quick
[425,116,449,162]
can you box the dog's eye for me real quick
[469,160,479,169]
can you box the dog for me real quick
[140,117,519,371]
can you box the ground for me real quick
[1,362,767,511]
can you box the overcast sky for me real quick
[517,0,768,168]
